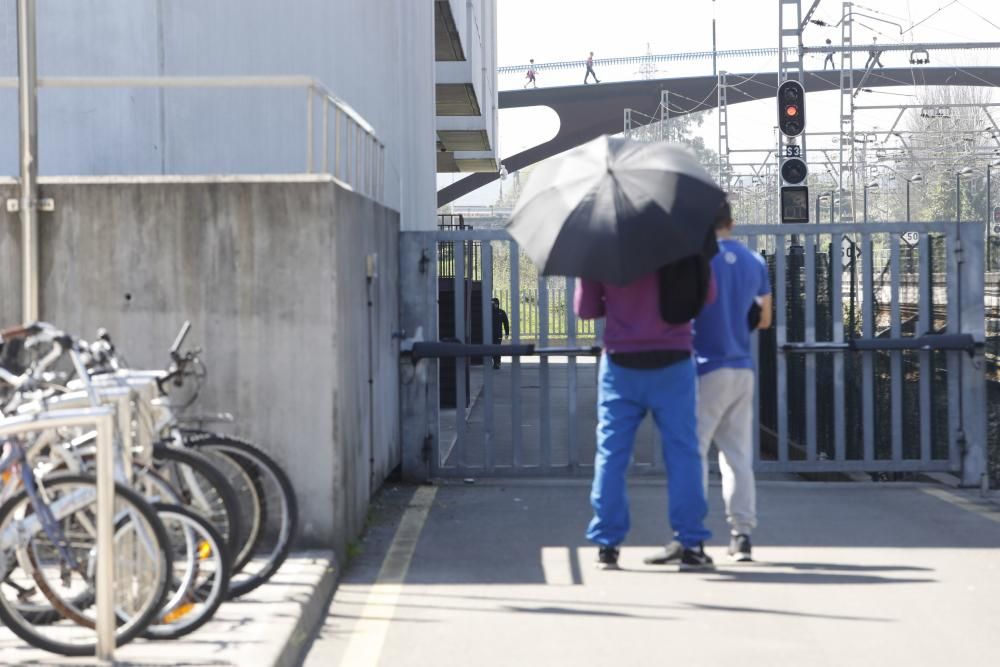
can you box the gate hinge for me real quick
[6,198,55,213]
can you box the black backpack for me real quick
[657,229,718,324]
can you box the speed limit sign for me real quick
[992,223,1000,236]
[901,231,919,247]
[841,236,856,271]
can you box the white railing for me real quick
[0,75,385,203]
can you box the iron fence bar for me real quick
[746,235,761,465]
[453,241,468,473]
[510,244,523,467]
[946,232,961,468]
[306,86,314,174]
[831,232,846,462]
[539,276,552,471]
[567,278,579,473]
[355,124,362,194]
[321,100,329,174]
[775,235,789,462]
[429,222,966,243]
[334,107,342,180]
[918,233,932,464]
[482,243,495,473]
[890,235,903,462]
[862,232,875,463]
[755,459,958,473]
[429,457,960,478]
[345,118,353,187]
[804,236,817,462]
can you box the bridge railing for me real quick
[0,75,385,203]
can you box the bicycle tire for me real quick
[0,474,172,656]
[143,502,231,639]
[183,432,298,598]
[152,443,245,569]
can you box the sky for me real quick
[439,0,1000,207]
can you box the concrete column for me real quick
[399,231,439,482]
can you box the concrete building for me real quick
[0,1,498,555]
[435,0,499,173]
[1,0,499,231]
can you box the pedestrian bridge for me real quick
[439,66,1000,205]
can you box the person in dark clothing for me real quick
[491,298,510,369]
[584,51,601,84]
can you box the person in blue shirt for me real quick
[695,200,771,562]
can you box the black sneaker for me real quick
[596,546,620,570]
[678,543,715,571]
[729,534,752,562]
[643,540,683,565]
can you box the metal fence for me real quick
[428,223,988,485]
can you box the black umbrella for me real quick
[506,135,725,285]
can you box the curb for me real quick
[274,552,341,667]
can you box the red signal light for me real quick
[785,105,799,117]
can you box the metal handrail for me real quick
[0,74,386,203]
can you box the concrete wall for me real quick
[0,176,400,555]
[0,0,437,231]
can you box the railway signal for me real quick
[777,80,805,137]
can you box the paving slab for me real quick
[306,481,1000,666]
[0,552,336,667]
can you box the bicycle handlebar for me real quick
[169,321,192,359]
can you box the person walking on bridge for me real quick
[693,201,772,562]
[864,37,884,70]
[524,59,538,88]
[584,51,601,84]
[823,38,836,70]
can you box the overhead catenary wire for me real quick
[956,1,1000,33]
[902,0,961,35]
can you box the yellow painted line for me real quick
[339,486,438,667]
[922,487,1000,524]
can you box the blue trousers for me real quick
[586,355,711,549]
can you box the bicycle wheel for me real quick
[0,474,172,656]
[174,442,263,573]
[143,502,231,640]
[151,443,244,567]
[184,432,297,598]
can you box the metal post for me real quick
[957,173,962,223]
[712,0,718,77]
[334,107,342,180]
[906,179,911,223]
[95,412,116,661]
[306,86,314,173]
[321,99,329,174]
[17,0,39,324]
[988,166,993,270]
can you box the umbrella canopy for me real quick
[506,135,725,285]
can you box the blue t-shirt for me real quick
[693,238,772,376]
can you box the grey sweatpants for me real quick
[698,367,757,535]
